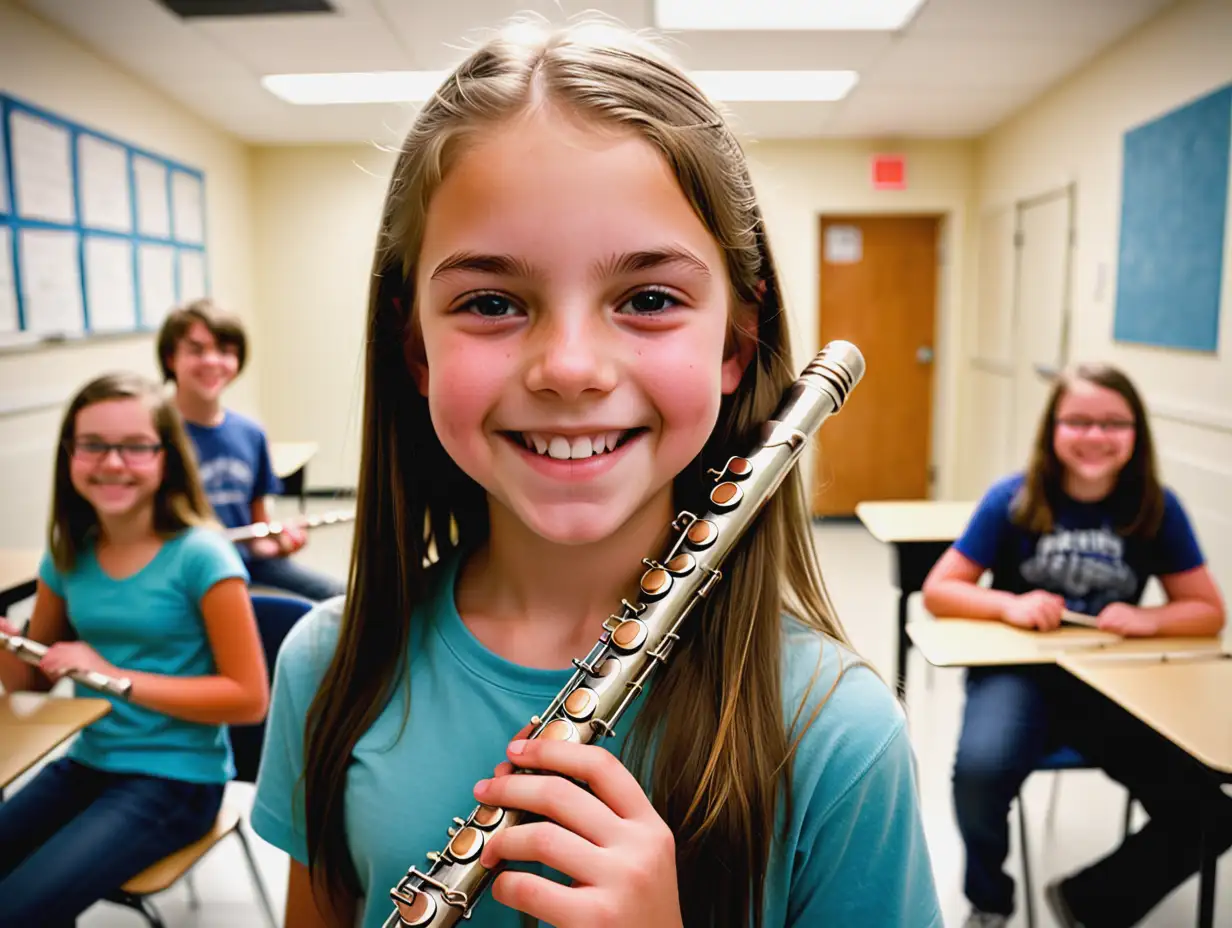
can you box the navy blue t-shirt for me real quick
[954,473,1205,615]
[184,411,282,537]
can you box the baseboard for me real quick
[298,487,357,499]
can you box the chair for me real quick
[1015,745,1135,928]
[105,593,314,927]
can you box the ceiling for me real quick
[18,0,1177,145]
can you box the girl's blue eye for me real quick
[621,289,678,315]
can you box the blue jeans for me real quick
[954,665,1232,925]
[0,758,224,925]
[953,665,1062,916]
[246,554,345,601]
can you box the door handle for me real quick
[916,346,934,364]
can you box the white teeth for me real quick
[520,430,631,460]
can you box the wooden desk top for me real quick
[906,618,1223,669]
[855,500,975,544]
[1059,653,1232,774]
[0,548,40,593]
[270,441,318,479]
[0,694,111,789]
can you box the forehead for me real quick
[75,397,157,436]
[182,319,223,348]
[1056,379,1134,417]
[418,107,724,275]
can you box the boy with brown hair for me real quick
[157,299,345,601]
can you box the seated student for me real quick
[923,362,1230,928]
[156,299,345,602]
[0,372,268,923]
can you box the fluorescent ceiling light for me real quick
[262,70,858,105]
[655,0,928,31]
[696,70,858,102]
[261,71,450,105]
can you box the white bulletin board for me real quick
[0,92,210,342]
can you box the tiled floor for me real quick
[10,502,1228,926]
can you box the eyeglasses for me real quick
[67,440,164,464]
[1056,417,1136,434]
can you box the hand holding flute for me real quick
[0,621,132,699]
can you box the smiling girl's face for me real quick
[411,107,750,546]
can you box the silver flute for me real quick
[0,629,133,699]
[384,340,865,927]
[222,507,356,543]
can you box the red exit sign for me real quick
[872,154,906,190]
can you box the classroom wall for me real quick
[250,146,392,491]
[959,0,1232,597]
[0,0,258,548]
[248,137,976,497]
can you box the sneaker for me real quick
[1044,879,1086,928]
[961,911,1007,928]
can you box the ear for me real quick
[402,303,430,397]
[721,300,759,395]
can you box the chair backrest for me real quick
[230,593,314,784]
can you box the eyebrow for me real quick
[428,246,712,282]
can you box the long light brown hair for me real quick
[49,371,213,572]
[1013,362,1164,538]
[304,18,857,927]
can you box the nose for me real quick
[524,310,618,400]
[99,447,126,468]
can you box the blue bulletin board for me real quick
[0,92,210,342]
[1112,83,1232,353]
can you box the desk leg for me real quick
[1198,819,1217,928]
[891,541,951,701]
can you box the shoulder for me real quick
[981,471,1025,510]
[222,410,269,442]
[779,618,908,816]
[170,526,248,580]
[272,595,347,704]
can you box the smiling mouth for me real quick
[502,428,648,461]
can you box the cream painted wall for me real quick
[249,146,394,491]
[0,0,258,548]
[249,138,976,497]
[960,0,1232,598]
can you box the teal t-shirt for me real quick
[251,555,942,927]
[37,525,249,784]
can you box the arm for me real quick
[1099,566,1226,638]
[788,721,943,926]
[41,577,269,723]
[127,577,269,723]
[0,581,70,693]
[921,548,1016,621]
[285,860,354,928]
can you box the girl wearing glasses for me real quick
[0,371,269,924]
[922,362,1228,928]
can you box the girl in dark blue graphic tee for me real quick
[923,363,1227,928]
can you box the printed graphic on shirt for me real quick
[197,456,255,508]
[1020,526,1139,615]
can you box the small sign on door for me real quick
[824,225,862,264]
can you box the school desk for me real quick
[854,500,975,696]
[906,617,1223,668]
[270,441,318,514]
[1058,651,1232,928]
[0,693,110,792]
[0,548,40,616]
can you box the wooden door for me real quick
[813,215,939,516]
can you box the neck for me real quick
[1062,471,1116,502]
[176,390,223,427]
[97,504,157,547]
[456,491,677,660]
